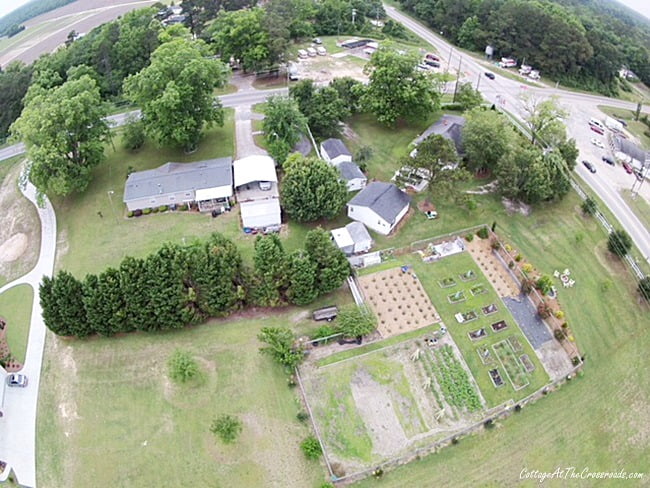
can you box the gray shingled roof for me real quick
[615,136,648,164]
[346,221,371,244]
[338,162,366,181]
[321,138,351,159]
[293,135,312,156]
[348,182,411,224]
[413,114,466,154]
[124,158,232,202]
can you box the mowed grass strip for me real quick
[37,315,323,488]
[0,284,33,364]
[353,192,650,487]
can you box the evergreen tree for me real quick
[83,268,128,336]
[287,250,318,306]
[119,256,154,332]
[253,235,289,306]
[304,228,350,295]
[40,271,88,337]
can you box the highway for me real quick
[385,5,650,267]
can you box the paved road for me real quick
[0,178,57,488]
[385,5,650,267]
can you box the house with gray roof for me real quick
[321,138,352,166]
[331,221,373,255]
[338,162,367,191]
[347,182,411,235]
[123,158,233,212]
[411,114,466,157]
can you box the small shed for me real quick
[331,221,373,255]
[338,162,367,192]
[320,138,352,166]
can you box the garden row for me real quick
[41,229,350,338]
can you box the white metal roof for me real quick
[240,199,281,228]
[195,185,232,201]
[331,227,354,249]
[233,155,277,187]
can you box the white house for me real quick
[338,162,367,192]
[347,182,411,235]
[320,138,352,166]
[233,155,282,229]
[123,158,233,212]
[331,221,373,255]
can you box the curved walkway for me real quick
[0,177,57,488]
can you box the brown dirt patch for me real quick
[358,267,440,338]
[465,239,520,298]
[0,161,41,284]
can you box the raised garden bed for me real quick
[477,346,494,365]
[491,320,508,332]
[468,328,487,341]
[447,290,466,304]
[438,277,457,288]
[489,368,504,387]
[509,336,524,353]
[520,354,535,373]
[492,340,530,390]
[469,284,488,296]
[455,310,478,323]
[459,270,477,282]
[482,303,498,315]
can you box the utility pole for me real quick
[476,72,481,91]
[352,8,357,25]
[452,56,462,103]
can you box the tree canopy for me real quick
[11,74,109,196]
[362,45,442,126]
[123,36,229,151]
[280,153,348,222]
[263,96,307,165]
[289,80,350,139]
[462,108,515,173]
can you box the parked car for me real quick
[259,181,272,191]
[634,170,645,181]
[484,72,496,80]
[6,373,28,388]
[622,161,634,174]
[589,125,604,135]
[590,138,605,149]
[582,160,596,173]
[423,58,440,68]
[313,37,322,45]
[601,156,615,166]
[417,63,431,71]
[425,53,440,62]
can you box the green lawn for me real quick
[351,193,650,487]
[598,105,650,149]
[621,189,650,231]
[37,313,325,488]
[366,254,548,407]
[0,284,33,364]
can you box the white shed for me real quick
[338,162,367,192]
[320,138,352,166]
[240,199,281,229]
[234,155,282,230]
[331,222,373,255]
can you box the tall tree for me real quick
[11,74,109,196]
[455,82,483,111]
[280,154,348,222]
[258,327,303,368]
[289,80,349,139]
[40,271,88,337]
[304,228,350,294]
[329,77,365,115]
[263,96,307,165]
[83,268,128,336]
[287,250,318,306]
[362,45,441,126]
[123,36,229,151]
[520,94,568,146]
[462,108,514,173]
[253,235,289,307]
[408,134,469,199]
[0,61,33,142]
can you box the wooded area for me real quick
[0,0,76,37]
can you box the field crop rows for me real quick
[492,339,530,390]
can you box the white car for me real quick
[590,138,604,149]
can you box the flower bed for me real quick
[482,303,498,315]
[469,284,488,296]
[492,340,530,390]
[438,277,457,288]
[447,291,466,304]
[520,354,535,373]
[491,320,508,332]
[468,328,487,341]
[489,368,504,387]
[458,270,477,282]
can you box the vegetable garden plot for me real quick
[492,339,530,390]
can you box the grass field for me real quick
[621,189,650,231]
[0,284,33,364]
[37,312,326,488]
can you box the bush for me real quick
[152,207,159,213]
[536,275,554,295]
[158,205,168,212]
[442,102,464,111]
[554,328,566,341]
[521,278,534,295]
[555,310,565,319]
[127,211,134,218]
[515,253,522,262]
[296,411,310,422]
[490,238,501,250]
[122,117,146,151]
[300,435,322,460]
[311,324,336,340]
[581,197,597,216]
[522,263,533,274]
[336,305,377,339]
[355,145,373,163]
[179,204,189,211]
[607,229,632,257]
[210,414,242,444]
[504,244,512,252]
[538,302,552,319]
[143,208,152,215]
[476,227,489,239]
[134,209,143,217]
[465,233,474,242]
[168,349,200,383]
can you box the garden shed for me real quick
[338,162,367,191]
[320,138,352,166]
[331,221,373,255]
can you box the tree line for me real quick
[40,230,350,338]
[0,0,76,37]
[397,0,650,95]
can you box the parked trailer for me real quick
[605,116,624,133]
